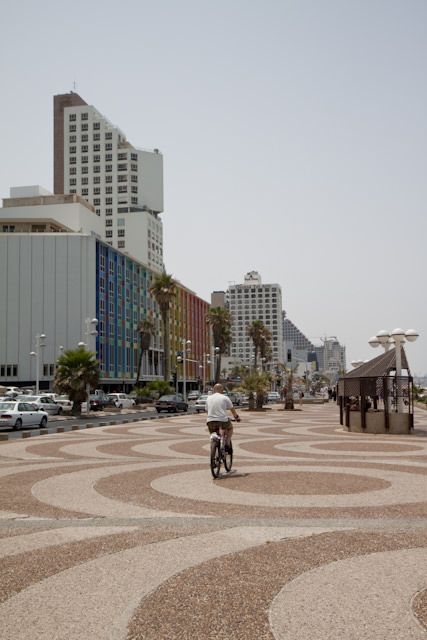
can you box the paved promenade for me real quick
[1,402,427,639]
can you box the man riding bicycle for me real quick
[206,383,240,453]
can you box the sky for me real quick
[1,0,426,376]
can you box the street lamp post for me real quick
[80,318,98,414]
[182,339,191,402]
[30,333,46,394]
[369,328,419,413]
[202,353,210,392]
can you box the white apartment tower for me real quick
[227,272,284,365]
[54,92,164,271]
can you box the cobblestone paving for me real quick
[0,403,427,639]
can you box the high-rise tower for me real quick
[53,92,164,271]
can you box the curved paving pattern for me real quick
[0,402,426,639]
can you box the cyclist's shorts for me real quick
[207,420,232,434]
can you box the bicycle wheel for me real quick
[224,442,233,472]
[210,440,221,478]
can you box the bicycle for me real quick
[209,425,233,478]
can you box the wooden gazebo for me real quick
[338,347,414,434]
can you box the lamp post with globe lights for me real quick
[30,333,46,394]
[369,328,419,413]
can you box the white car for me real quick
[195,395,209,413]
[19,395,62,415]
[187,391,200,401]
[107,393,135,409]
[267,391,281,403]
[55,396,74,412]
[0,401,48,430]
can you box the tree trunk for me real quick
[162,311,169,382]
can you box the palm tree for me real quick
[135,317,156,386]
[247,320,271,370]
[240,370,270,410]
[53,346,100,415]
[207,307,233,382]
[150,273,176,382]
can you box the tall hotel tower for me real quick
[53,92,164,271]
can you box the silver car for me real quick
[19,395,62,415]
[0,401,48,430]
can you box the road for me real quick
[1,405,203,440]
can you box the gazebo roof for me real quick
[342,347,409,379]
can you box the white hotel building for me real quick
[226,271,284,366]
[54,92,164,271]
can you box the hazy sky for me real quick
[1,0,426,376]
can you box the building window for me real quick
[82,188,89,196]
[81,112,88,120]
[94,187,100,195]
[117,218,125,226]
[106,197,113,204]
[93,176,100,184]
[81,123,88,131]
[106,219,113,227]
[131,164,138,171]
[81,134,88,142]
[118,153,127,160]
[69,146,76,154]
[105,165,112,172]
[93,122,100,130]
[131,175,138,182]
[118,240,125,248]
[118,186,127,193]
[105,143,112,151]
[69,135,76,143]
[131,153,137,161]
[105,131,112,139]
[69,167,76,174]
[94,198,100,205]
[81,145,88,152]
[93,133,100,141]
[94,166,100,173]
[81,177,88,184]
[69,125,76,132]
[81,156,88,163]
[93,155,100,163]
[106,186,113,194]
[105,154,112,161]
[118,229,125,237]
[106,208,113,215]
[106,175,113,183]
[69,113,76,121]
[131,197,138,204]
[82,166,88,173]
[93,144,100,152]
[105,229,112,238]
[118,175,127,182]
[70,178,76,185]
[118,164,127,171]
[70,157,76,164]
[131,186,138,193]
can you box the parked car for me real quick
[228,392,242,406]
[88,393,115,411]
[107,393,135,409]
[195,394,209,413]
[19,395,62,415]
[0,401,48,430]
[6,387,21,398]
[267,391,281,403]
[187,391,200,401]
[55,396,74,412]
[155,394,188,413]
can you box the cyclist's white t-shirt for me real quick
[206,393,233,422]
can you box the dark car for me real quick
[154,394,188,413]
[89,394,115,411]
